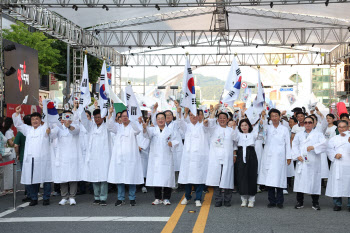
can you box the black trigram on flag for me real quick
[79,98,83,105]
[103,103,109,109]
[131,106,137,115]
[126,93,131,101]
[187,68,192,75]
[100,74,105,81]
[228,91,235,97]
[42,113,46,120]
[236,68,241,76]
[185,93,189,98]
[82,79,88,87]
[192,98,196,104]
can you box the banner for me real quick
[78,55,91,113]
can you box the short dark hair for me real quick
[23,115,31,126]
[338,120,349,126]
[217,112,228,119]
[268,108,281,117]
[93,109,100,116]
[309,114,318,122]
[30,112,42,119]
[304,116,314,123]
[296,112,305,117]
[326,113,335,119]
[197,109,204,115]
[120,110,128,116]
[156,112,166,119]
[227,112,233,119]
[340,113,349,119]
[238,118,253,133]
[85,110,92,118]
[164,110,173,117]
[292,107,302,113]
[289,117,298,124]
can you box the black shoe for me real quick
[115,200,125,206]
[100,201,107,206]
[224,201,231,207]
[93,200,100,205]
[215,202,222,207]
[130,200,136,206]
[22,197,31,202]
[333,206,342,211]
[277,204,283,209]
[294,202,304,209]
[29,200,38,206]
[312,204,321,211]
[43,199,50,206]
[267,203,276,208]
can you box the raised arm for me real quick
[107,106,118,134]
[12,106,31,136]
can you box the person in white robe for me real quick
[205,111,235,207]
[12,106,52,206]
[258,109,291,208]
[81,109,111,206]
[49,110,80,206]
[292,116,327,211]
[178,108,210,207]
[136,116,150,193]
[290,112,306,145]
[326,120,350,211]
[107,108,144,207]
[143,112,178,205]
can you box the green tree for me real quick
[3,22,61,75]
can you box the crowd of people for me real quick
[3,99,350,212]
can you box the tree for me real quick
[2,22,61,76]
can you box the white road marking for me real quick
[0,197,42,218]
[0,216,170,222]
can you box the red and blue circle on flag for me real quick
[100,84,108,100]
[187,77,195,94]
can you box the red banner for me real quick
[0,160,15,167]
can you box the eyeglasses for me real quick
[304,121,313,124]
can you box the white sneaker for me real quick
[69,198,76,205]
[163,199,171,205]
[283,190,289,195]
[181,198,189,205]
[248,201,254,208]
[195,200,202,207]
[141,186,147,193]
[152,199,163,205]
[241,199,247,207]
[59,199,68,206]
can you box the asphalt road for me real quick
[0,186,349,233]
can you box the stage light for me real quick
[72,5,78,11]
[102,5,109,11]
[155,4,160,10]
[291,44,295,48]
[312,44,315,47]
[4,44,16,51]
[5,67,16,76]
[270,2,273,8]
[95,29,100,35]
[148,46,152,49]
[256,45,258,48]
[325,0,329,6]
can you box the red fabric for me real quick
[0,160,15,167]
[337,102,348,116]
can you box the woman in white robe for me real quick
[144,112,178,205]
[292,116,326,210]
[107,108,144,207]
[50,111,80,206]
[326,120,350,211]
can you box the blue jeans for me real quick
[268,187,284,205]
[27,182,51,200]
[185,184,204,201]
[333,197,350,207]
[117,184,136,201]
[93,182,108,201]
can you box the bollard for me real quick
[13,159,17,210]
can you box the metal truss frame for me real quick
[85,27,350,48]
[88,6,350,31]
[0,0,349,8]
[330,43,350,63]
[2,5,120,64]
[123,52,329,66]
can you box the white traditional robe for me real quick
[205,119,235,189]
[107,118,144,185]
[326,133,350,197]
[12,113,52,185]
[292,130,326,195]
[50,124,81,183]
[258,123,291,188]
[178,119,209,184]
[253,119,266,173]
[83,122,111,182]
[136,127,150,178]
[144,126,178,187]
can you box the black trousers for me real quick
[268,187,284,205]
[154,187,172,200]
[296,192,319,205]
